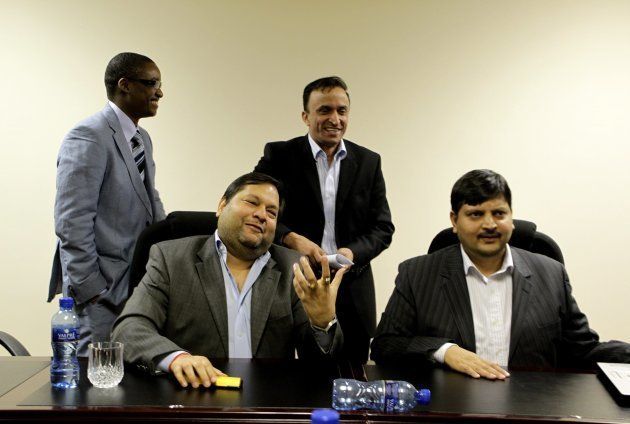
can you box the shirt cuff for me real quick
[311,322,337,354]
[157,351,189,372]
[433,343,456,364]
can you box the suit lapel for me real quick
[509,249,533,361]
[299,136,324,212]
[250,257,281,356]
[194,239,229,356]
[336,143,358,213]
[441,248,476,351]
[103,105,153,217]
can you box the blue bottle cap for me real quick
[311,408,340,423]
[59,297,74,309]
[415,388,431,405]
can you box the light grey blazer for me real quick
[49,103,166,308]
[112,236,343,374]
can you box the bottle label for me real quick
[52,328,79,342]
[384,381,399,413]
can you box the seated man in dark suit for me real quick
[371,169,630,380]
[113,172,346,388]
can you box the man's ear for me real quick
[449,211,458,234]
[117,78,130,94]
[216,197,227,217]
[301,110,309,127]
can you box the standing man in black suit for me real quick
[255,76,395,362]
[371,169,630,379]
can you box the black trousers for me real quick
[336,283,371,363]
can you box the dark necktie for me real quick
[130,131,146,181]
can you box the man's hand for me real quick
[283,232,326,264]
[444,345,510,380]
[336,247,354,263]
[293,255,347,328]
[169,354,226,388]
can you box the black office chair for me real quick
[0,331,30,356]
[129,211,218,297]
[428,219,564,264]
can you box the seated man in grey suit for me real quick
[371,169,630,380]
[113,172,346,388]
[51,52,166,355]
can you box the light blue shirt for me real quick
[308,134,347,254]
[214,231,271,358]
[157,231,270,370]
[157,231,334,371]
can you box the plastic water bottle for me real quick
[50,297,79,389]
[311,408,339,423]
[332,379,430,413]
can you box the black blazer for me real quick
[255,135,395,335]
[371,245,630,369]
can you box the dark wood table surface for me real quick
[0,357,628,423]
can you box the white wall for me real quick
[1,0,629,356]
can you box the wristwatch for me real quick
[311,316,338,333]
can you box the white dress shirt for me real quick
[433,245,514,366]
[108,101,139,152]
[308,134,347,254]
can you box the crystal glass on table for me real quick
[87,342,124,388]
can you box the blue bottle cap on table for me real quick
[415,388,431,405]
[311,408,340,423]
[59,297,74,309]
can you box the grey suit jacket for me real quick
[50,104,166,306]
[112,236,343,373]
[371,245,630,369]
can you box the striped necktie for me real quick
[130,131,146,181]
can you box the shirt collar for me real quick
[307,133,347,161]
[108,101,139,143]
[460,244,513,278]
[213,230,271,263]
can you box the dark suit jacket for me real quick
[254,136,395,335]
[112,236,342,374]
[371,245,630,369]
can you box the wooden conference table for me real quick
[0,356,628,423]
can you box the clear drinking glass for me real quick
[87,342,124,388]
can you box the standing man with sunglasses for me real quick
[49,52,166,355]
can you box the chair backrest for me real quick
[129,211,218,297]
[0,331,30,356]
[427,219,564,264]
